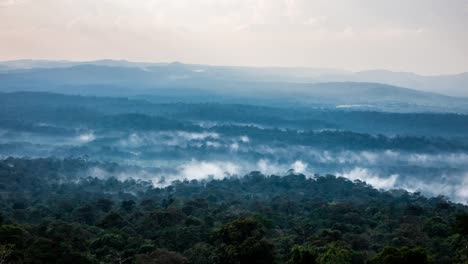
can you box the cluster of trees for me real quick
[0,157,467,263]
[212,125,468,152]
[4,91,468,136]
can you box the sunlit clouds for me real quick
[1,0,467,74]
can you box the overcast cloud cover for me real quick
[1,0,467,74]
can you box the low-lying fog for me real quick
[2,127,467,203]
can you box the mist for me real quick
[2,116,467,203]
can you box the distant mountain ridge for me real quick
[1,59,467,97]
[1,60,468,113]
[317,69,468,98]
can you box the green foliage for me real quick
[288,245,318,264]
[24,237,94,264]
[0,244,14,264]
[98,212,126,229]
[369,247,429,264]
[183,243,218,264]
[215,218,275,264]
[0,158,467,263]
[317,243,354,264]
[454,214,468,236]
[135,249,187,264]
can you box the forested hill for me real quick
[2,64,468,113]
[0,158,467,264]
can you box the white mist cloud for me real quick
[292,160,307,173]
[337,167,399,190]
[230,143,240,151]
[257,159,283,175]
[87,159,243,187]
[256,159,311,175]
[60,133,468,204]
[87,166,158,182]
[84,151,468,204]
[87,167,108,180]
[240,136,250,143]
[176,160,240,181]
[77,132,96,143]
[456,174,468,202]
[176,131,219,140]
[407,153,468,167]
[206,141,222,148]
[336,104,374,109]
[400,174,468,204]
[117,131,220,148]
[229,136,250,151]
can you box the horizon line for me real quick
[1,58,467,77]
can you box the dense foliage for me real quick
[0,158,467,264]
[3,92,468,138]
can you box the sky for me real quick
[1,0,468,75]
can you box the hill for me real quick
[1,63,468,113]
[1,59,467,97]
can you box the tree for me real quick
[0,225,26,249]
[215,218,275,264]
[135,249,187,264]
[454,214,468,236]
[0,244,14,264]
[184,243,218,264]
[74,205,96,225]
[317,243,354,264]
[288,245,318,264]
[98,212,125,229]
[96,199,114,213]
[369,247,428,264]
[121,200,136,212]
[24,237,94,264]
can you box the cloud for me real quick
[79,150,468,204]
[87,167,109,180]
[206,141,222,148]
[176,131,219,140]
[1,0,467,73]
[292,160,307,173]
[230,143,240,151]
[86,159,243,186]
[337,167,399,190]
[407,153,468,167]
[0,0,26,7]
[401,174,468,204]
[176,160,240,181]
[256,159,311,175]
[455,174,468,202]
[336,104,374,109]
[120,133,144,147]
[5,124,468,203]
[77,132,96,143]
[257,159,282,175]
[117,131,220,148]
[87,166,160,181]
[240,135,250,143]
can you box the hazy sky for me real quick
[1,0,467,74]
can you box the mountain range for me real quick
[1,60,468,113]
[1,59,467,97]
